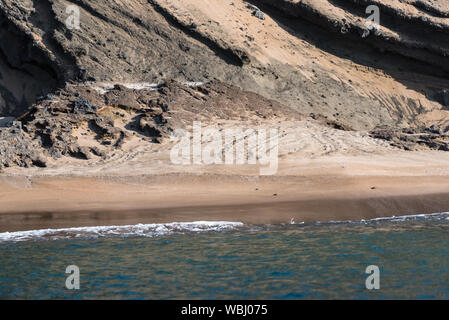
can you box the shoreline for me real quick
[2,172,449,232]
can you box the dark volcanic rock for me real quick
[369,127,449,152]
[0,125,46,169]
[72,99,98,114]
[439,89,449,108]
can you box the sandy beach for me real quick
[2,149,449,232]
[1,0,449,234]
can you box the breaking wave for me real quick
[0,221,244,243]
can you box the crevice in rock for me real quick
[412,0,449,18]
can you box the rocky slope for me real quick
[0,80,304,169]
[1,0,449,169]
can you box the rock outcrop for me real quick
[0,80,300,169]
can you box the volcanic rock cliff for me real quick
[1,0,449,169]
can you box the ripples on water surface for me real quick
[0,214,448,299]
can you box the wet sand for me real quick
[1,173,449,232]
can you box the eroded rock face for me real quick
[1,0,449,131]
[0,0,251,117]
[0,11,61,116]
[254,0,449,74]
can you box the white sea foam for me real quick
[326,212,449,224]
[0,221,243,243]
[1,212,448,243]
